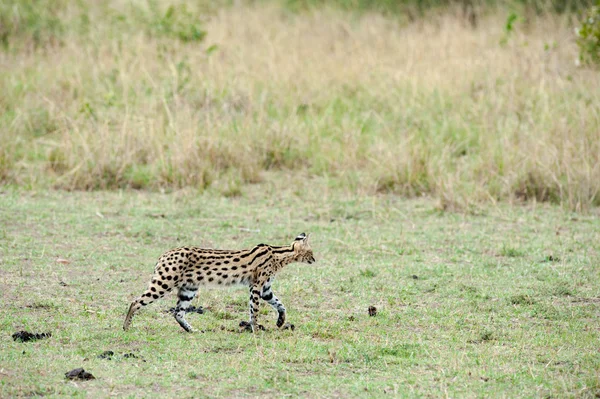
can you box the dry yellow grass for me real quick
[1,2,598,209]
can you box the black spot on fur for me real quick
[209,277,214,282]
[231,266,238,270]
[152,294,159,299]
[233,258,240,262]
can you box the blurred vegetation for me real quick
[0,0,599,210]
[0,0,595,49]
[0,0,212,49]
[576,4,600,66]
[281,0,595,14]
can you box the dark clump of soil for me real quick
[98,351,114,359]
[166,306,204,314]
[542,255,561,263]
[98,351,144,361]
[239,321,265,332]
[368,306,377,317]
[65,368,95,380]
[12,331,51,342]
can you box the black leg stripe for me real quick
[261,292,273,301]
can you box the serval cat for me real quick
[123,233,315,333]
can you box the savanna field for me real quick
[1,0,600,397]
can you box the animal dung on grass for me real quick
[65,368,95,380]
[97,350,144,361]
[98,351,114,360]
[12,331,51,342]
[368,306,377,317]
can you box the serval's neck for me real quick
[271,244,297,271]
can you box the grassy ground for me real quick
[1,1,599,209]
[1,178,599,398]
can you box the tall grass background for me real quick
[1,0,598,209]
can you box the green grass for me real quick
[1,178,599,397]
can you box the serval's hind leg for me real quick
[173,285,198,332]
[123,278,174,331]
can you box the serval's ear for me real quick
[294,233,310,246]
[295,233,307,242]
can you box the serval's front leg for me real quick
[260,278,287,328]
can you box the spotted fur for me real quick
[123,233,315,332]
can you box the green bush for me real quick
[576,4,600,66]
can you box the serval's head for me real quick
[293,233,315,264]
